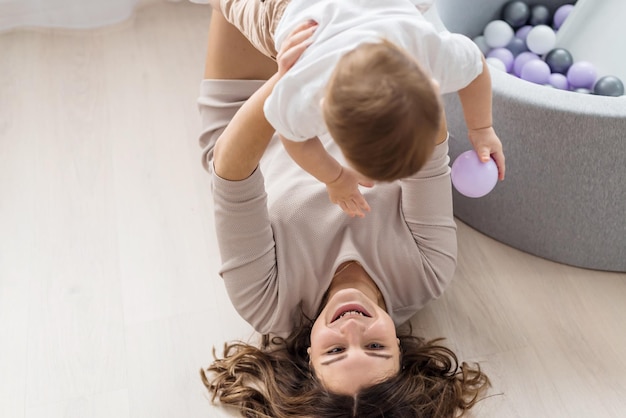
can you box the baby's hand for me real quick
[276,20,317,77]
[468,126,506,180]
[325,166,374,218]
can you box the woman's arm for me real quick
[399,132,457,296]
[213,20,318,179]
[204,18,318,332]
[213,74,281,180]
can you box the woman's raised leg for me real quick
[204,10,277,80]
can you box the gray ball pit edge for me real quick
[436,0,626,272]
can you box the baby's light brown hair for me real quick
[322,39,442,182]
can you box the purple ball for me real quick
[548,73,569,90]
[553,4,575,30]
[451,150,498,198]
[520,60,551,84]
[487,47,515,72]
[567,61,597,89]
[515,25,533,41]
[513,51,540,77]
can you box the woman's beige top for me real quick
[198,79,457,335]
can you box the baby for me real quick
[210,0,506,217]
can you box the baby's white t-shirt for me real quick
[263,0,483,142]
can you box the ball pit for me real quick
[435,0,626,272]
[472,2,623,95]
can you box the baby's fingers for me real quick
[492,150,506,180]
[284,20,318,47]
[339,201,358,218]
[354,195,370,215]
[277,21,317,69]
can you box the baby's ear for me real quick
[319,97,326,110]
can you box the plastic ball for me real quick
[487,48,515,72]
[521,59,551,84]
[544,48,574,74]
[451,151,498,198]
[567,61,597,89]
[515,25,533,41]
[548,73,569,90]
[472,35,491,55]
[593,76,625,97]
[553,4,575,30]
[501,1,530,29]
[483,20,514,48]
[513,51,540,77]
[529,4,551,26]
[505,37,528,57]
[526,25,556,55]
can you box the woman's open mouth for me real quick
[331,304,372,323]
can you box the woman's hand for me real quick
[325,166,374,218]
[468,126,506,180]
[276,20,318,77]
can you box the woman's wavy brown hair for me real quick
[201,316,490,418]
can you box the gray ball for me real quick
[593,76,625,97]
[529,5,551,26]
[544,48,574,74]
[502,1,530,29]
[506,37,528,56]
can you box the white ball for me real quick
[526,25,556,55]
[483,20,514,48]
[486,57,507,72]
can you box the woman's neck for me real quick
[328,261,387,311]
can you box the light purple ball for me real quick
[451,150,498,198]
[520,59,551,85]
[515,25,533,42]
[548,73,569,90]
[513,51,540,77]
[553,4,575,30]
[567,61,597,89]
[487,47,515,72]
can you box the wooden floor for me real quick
[1,2,625,417]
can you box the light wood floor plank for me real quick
[1,2,625,417]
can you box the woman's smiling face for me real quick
[309,288,401,395]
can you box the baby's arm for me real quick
[279,136,372,217]
[457,55,506,180]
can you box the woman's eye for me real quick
[327,347,344,354]
[367,343,384,350]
